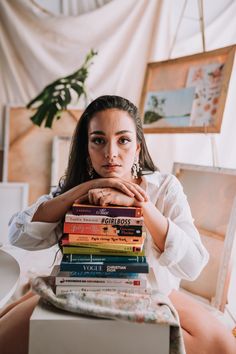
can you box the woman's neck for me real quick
[133,177,142,185]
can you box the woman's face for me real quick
[88,109,140,182]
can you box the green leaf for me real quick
[70,83,84,96]
[64,88,71,105]
[30,104,50,126]
[27,49,98,128]
[45,104,58,128]
[56,95,65,109]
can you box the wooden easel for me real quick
[168,0,219,167]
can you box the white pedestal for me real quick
[29,301,170,354]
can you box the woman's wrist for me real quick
[140,200,168,251]
[63,180,93,205]
[133,197,150,208]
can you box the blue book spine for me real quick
[60,262,149,273]
[62,254,146,263]
[68,272,140,278]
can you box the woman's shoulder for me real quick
[142,171,184,204]
[142,171,180,189]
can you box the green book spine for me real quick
[62,246,145,256]
[65,242,143,252]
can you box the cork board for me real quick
[140,45,235,133]
[4,107,82,204]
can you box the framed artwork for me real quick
[0,182,28,245]
[173,162,236,311]
[51,136,72,189]
[140,45,235,133]
[3,107,82,204]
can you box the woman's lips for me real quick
[103,164,121,170]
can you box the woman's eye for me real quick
[91,137,105,145]
[119,137,131,144]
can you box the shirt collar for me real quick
[141,171,161,191]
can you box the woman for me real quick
[2,95,236,354]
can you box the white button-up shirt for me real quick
[8,172,209,295]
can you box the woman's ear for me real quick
[136,143,141,155]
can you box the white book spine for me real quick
[55,286,149,296]
[65,213,144,226]
[55,276,147,288]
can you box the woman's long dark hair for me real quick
[58,95,157,195]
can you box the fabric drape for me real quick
[0,0,236,171]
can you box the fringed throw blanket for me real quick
[31,276,186,354]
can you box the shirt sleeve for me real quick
[154,175,209,281]
[8,194,62,250]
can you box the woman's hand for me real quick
[90,178,148,202]
[76,187,148,207]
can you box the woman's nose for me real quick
[104,142,118,159]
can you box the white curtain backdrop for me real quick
[60,0,112,16]
[0,0,236,172]
[33,0,112,16]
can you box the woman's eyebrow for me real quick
[89,130,134,135]
[89,130,105,135]
[115,130,134,135]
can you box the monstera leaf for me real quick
[27,49,97,128]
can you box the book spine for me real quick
[72,204,142,218]
[62,246,145,256]
[62,254,146,264]
[65,214,144,226]
[55,286,148,296]
[60,262,149,273]
[62,242,143,252]
[55,276,146,287]
[63,223,143,236]
[59,271,139,278]
[67,235,144,244]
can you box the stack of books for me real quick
[53,203,149,295]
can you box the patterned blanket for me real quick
[31,276,186,354]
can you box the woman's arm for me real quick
[87,177,209,281]
[32,178,147,223]
[142,175,209,280]
[137,201,168,252]
[8,194,62,250]
[9,178,147,250]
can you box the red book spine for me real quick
[63,223,142,236]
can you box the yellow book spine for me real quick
[68,235,145,244]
